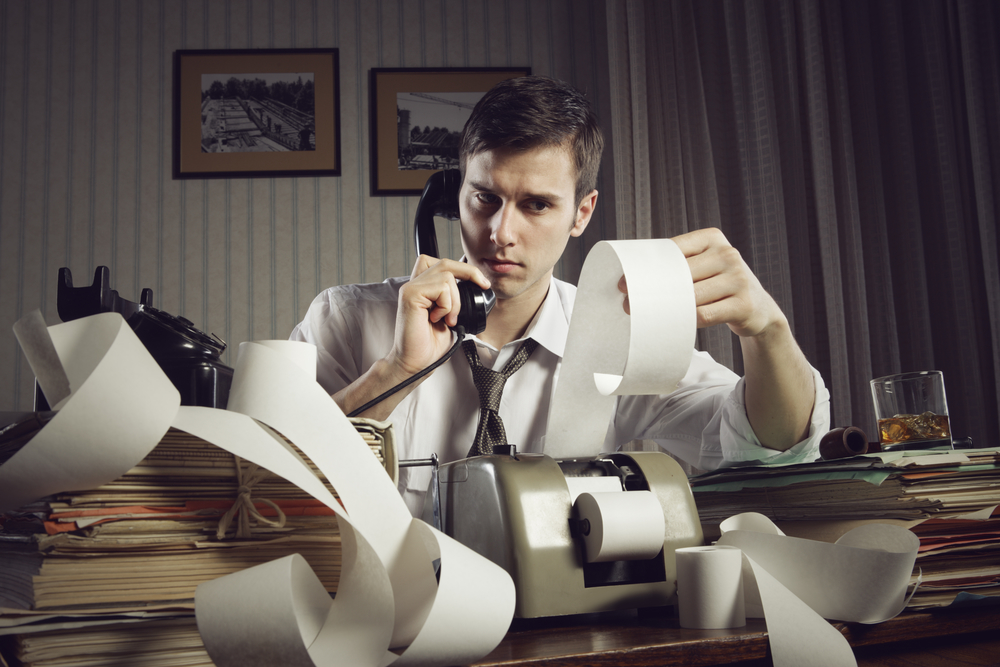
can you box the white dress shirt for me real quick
[290,276,831,516]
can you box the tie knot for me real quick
[463,338,539,379]
[463,338,539,456]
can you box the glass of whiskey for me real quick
[870,371,952,451]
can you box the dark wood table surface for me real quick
[470,604,1000,666]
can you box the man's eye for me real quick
[475,193,500,206]
[525,200,549,212]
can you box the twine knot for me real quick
[216,455,287,540]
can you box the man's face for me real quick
[459,144,596,305]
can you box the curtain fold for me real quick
[606,0,1000,445]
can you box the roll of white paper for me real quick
[545,239,696,458]
[676,545,746,629]
[564,475,623,502]
[574,491,666,563]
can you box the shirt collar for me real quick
[521,277,570,358]
[467,276,571,358]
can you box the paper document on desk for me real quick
[545,239,696,458]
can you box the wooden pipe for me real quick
[819,426,869,460]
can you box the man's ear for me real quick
[571,190,599,238]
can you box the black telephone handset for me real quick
[346,170,495,417]
[414,169,495,336]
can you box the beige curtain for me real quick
[607,0,1000,444]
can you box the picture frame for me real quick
[174,48,340,179]
[369,67,531,196]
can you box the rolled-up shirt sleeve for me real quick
[609,350,830,473]
[289,281,402,396]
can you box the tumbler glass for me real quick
[870,371,952,451]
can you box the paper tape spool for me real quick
[573,491,665,563]
[676,545,746,629]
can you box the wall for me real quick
[0,0,613,410]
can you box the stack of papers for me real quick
[691,448,1000,609]
[906,508,1000,608]
[0,422,393,666]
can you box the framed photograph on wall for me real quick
[369,67,531,196]
[174,48,340,179]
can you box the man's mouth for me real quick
[485,259,519,274]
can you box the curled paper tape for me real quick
[545,239,696,458]
[4,315,516,666]
[180,342,518,666]
[704,512,921,667]
[717,512,919,624]
[1,313,179,513]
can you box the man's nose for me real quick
[490,205,517,247]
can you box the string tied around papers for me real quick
[2,311,516,667]
[676,512,921,667]
[215,455,288,540]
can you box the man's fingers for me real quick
[414,256,492,290]
[695,296,747,329]
[417,273,460,326]
[410,257,492,326]
[670,227,728,258]
[686,244,746,284]
[617,275,631,315]
[444,277,461,327]
[691,265,753,307]
[411,254,438,279]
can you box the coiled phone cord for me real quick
[346,326,467,418]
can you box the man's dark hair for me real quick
[459,76,604,206]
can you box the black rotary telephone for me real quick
[414,169,495,336]
[46,266,234,410]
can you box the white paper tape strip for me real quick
[4,316,516,667]
[717,512,920,624]
[742,556,857,667]
[12,310,71,408]
[545,239,695,458]
[183,342,517,666]
[706,512,921,667]
[1,313,179,513]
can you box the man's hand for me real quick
[390,256,492,375]
[618,228,815,451]
[617,227,785,337]
[333,256,490,420]
[673,227,787,337]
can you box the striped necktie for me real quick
[463,338,539,457]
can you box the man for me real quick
[299,124,315,151]
[291,76,829,516]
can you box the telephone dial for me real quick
[414,169,495,336]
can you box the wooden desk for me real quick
[472,606,1000,666]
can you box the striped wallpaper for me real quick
[0,0,614,410]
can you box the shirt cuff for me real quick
[718,366,831,467]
